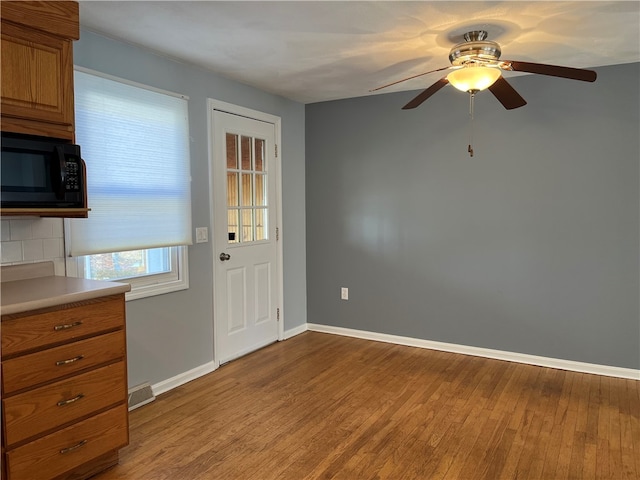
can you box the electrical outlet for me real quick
[195,227,208,243]
[341,287,349,300]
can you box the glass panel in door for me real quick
[225,132,269,244]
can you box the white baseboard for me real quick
[284,323,308,339]
[148,328,308,399]
[152,361,217,397]
[307,323,640,381]
[145,324,637,400]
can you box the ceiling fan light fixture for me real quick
[447,66,502,92]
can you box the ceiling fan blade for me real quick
[488,76,527,110]
[402,77,450,109]
[501,60,597,82]
[370,65,451,92]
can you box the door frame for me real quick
[207,98,284,369]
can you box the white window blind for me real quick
[69,68,192,257]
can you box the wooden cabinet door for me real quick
[1,21,75,139]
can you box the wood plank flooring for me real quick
[93,332,640,479]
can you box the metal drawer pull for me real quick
[54,321,83,331]
[55,355,84,366]
[57,393,85,406]
[60,439,88,455]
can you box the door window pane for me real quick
[226,134,238,169]
[241,209,254,242]
[227,172,239,207]
[241,173,253,206]
[255,138,264,172]
[241,135,252,170]
[255,174,266,206]
[256,208,267,241]
[228,209,239,244]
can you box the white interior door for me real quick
[212,110,279,364]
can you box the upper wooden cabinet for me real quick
[1,1,79,141]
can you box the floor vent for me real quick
[128,382,155,411]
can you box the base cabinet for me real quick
[6,405,128,480]
[1,294,129,480]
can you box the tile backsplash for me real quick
[0,217,66,275]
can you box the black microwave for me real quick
[1,133,86,209]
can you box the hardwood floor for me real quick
[93,332,640,479]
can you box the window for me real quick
[74,246,187,301]
[226,133,269,244]
[68,68,192,300]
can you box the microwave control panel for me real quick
[65,158,82,191]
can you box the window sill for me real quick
[125,275,189,301]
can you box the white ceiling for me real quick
[79,1,640,104]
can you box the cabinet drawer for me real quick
[5,404,129,480]
[2,330,125,394]
[1,296,125,357]
[3,361,126,447]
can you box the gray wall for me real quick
[75,30,307,387]
[306,62,639,369]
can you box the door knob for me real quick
[219,252,231,261]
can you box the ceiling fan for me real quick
[371,30,598,111]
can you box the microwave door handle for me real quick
[53,146,67,200]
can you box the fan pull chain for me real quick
[468,92,475,157]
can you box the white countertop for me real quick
[1,262,131,316]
